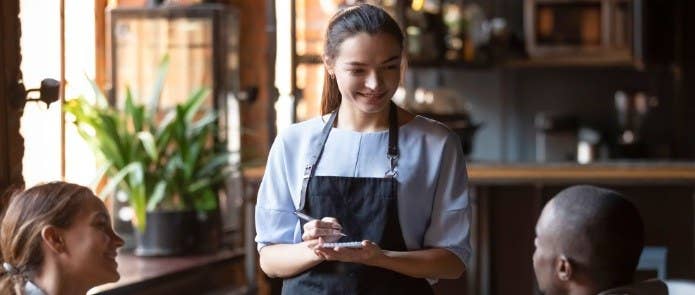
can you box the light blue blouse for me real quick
[254,115,472,271]
[25,280,46,295]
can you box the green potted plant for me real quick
[64,56,231,255]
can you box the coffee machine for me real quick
[613,90,658,158]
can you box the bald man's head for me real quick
[533,185,645,294]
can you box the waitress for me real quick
[255,4,470,294]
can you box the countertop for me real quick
[243,161,695,184]
[466,161,695,184]
[88,248,245,295]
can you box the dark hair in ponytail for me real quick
[320,3,404,115]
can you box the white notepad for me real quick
[320,242,364,248]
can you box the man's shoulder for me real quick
[598,280,668,295]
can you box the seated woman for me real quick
[0,181,124,295]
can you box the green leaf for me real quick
[100,162,144,200]
[192,188,218,211]
[86,75,109,108]
[147,54,170,120]
[196,153,230,177]
[125,87,145,132]
[131,184,147,231]
[137,131,158,161]
[183,88,209,123]
[146,180,168,211]
[156,110,177,137]
[90,162,113,199]
[94,113,126,167]
[183,140,203,180]
[190,111,218,135]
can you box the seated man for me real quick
[533,185,668,295]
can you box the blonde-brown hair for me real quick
[0,182,91,295]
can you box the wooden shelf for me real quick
[296,54,493,69]
[502,57,637,69]
[296,54,638,70]
[407,59,493,69]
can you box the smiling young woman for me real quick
[0,182,124,295]
[255,4,471,294]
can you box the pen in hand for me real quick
[294,211,347,237]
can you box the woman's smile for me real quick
[358,91,388,105]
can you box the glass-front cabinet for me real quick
[109,4,243,242]
[110,4,239,122]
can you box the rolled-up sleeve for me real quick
[255,137,298,251]
[423,132,472,270]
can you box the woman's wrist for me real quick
[365,249,389,268]
[300,240,325,263]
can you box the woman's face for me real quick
[60,195,124,286]
[328,32,403,114]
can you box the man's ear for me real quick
[556,255,573,281]
[41,226,66,254]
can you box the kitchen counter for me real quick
[467,161,695,184]
[243,161,695,184]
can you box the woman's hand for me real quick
[313,239,383,265]
[302,217,344,243]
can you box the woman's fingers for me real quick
[303,219,342,231]
[301,217,344,241]
[320,217,342,229]
[313,240,380,263]
[302,227,344,240]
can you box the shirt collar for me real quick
[24,280,47,295]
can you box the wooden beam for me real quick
[0,0,25,194]
[95,0,107,90]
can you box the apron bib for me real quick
[282,103,433,295]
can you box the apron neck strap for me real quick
[385,102,399,178]
[387,101,399,158]
[299,102,399,209]
[301,108,337,181]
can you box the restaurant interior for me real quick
[1,0,694,294]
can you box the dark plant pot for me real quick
[134,209,223,256]
[194,209,222,253]
[135,210,197,256]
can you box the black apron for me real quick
[282,103,433,295]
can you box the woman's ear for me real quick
[400,53,408,84]
[555,255,573,281]
[41,226,66,254]
[323,55,334,77]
